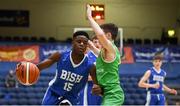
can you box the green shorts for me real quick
[101,84,124,106]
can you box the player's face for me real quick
[92,39,101,49]
[72,35,88,55]
[101,29,112,40]
[153,59,162,68]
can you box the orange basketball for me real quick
[16,61,40,86]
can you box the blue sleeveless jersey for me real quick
[87,50,97,63]
[147,67,166,94]
[79,50,102,105]
[48,51,94,101]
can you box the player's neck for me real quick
[153,67,161,72]
[71,51,85,64]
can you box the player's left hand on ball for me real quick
[91,84,103,96]
[170,89,177,95]
[16,62,23,71]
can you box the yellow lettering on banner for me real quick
[0,51,18,59]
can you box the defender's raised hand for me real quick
[87,4,92,19]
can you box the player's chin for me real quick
[79,51,85,55]
[78,49,85,54]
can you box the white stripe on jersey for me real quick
[145,91,151,106]
[83,83,88,106]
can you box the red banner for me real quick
[0,45,39,63]
[121,46,134,64]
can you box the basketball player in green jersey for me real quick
[87,5,124,105]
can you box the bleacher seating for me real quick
[39,37,47,42]
[135,39,142,45]
[22,36,30,42]
[144,39,151,45]
[126,38,134,44]
[0,62,180,105]
[153,39,161,45]
[30,36,38,42]
[13,36,21,42]
[48,37,56,42]
[0,42,179,105]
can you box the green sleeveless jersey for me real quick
[96,43,124,105]
[96,43,120,86]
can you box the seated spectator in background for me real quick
[5,70,18,88]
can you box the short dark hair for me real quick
[153,53,163,60]
[91,35,97,41]
[73,31,89,39]
[100,23,118,40]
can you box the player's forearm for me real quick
[90,73,98,84]
[88,40,100,56]
[87,17,110,50]
[93,48,100,57]
[138,82,153,88]
[89,66,98,84]
[163,84,172,93]
[87,17,104,37]
[36,59,55,71]
[91,46,100,56]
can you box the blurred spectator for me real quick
[176,102,180,106]
[5,70,18,88]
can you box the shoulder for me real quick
[161,69,166,76]
[144,70,152,77]
[86,55,95,66]
[88,50,97,57]
[54,51,71,63]
[60,51,71,57]
[61,50,70,55]
[146,70,151,74]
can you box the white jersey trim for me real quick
[70,51,87,68]
[83,83,88,106]
[152,67,161,74]
[90,50,98,58]
[49,70,58,86]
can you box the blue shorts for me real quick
[42,87,75,105]
[146,92,165,105]
[79,81,102,105]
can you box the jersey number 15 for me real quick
[64,82,73,91]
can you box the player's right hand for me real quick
[170,89,177,95]
[91,84,103,96]
[152,82,160,89]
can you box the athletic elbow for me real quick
[138,82,143,88]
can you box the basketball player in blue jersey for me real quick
[138,54,177,105]
[36,31,102,105]
[79,36,102,105]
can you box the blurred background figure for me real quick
[5,69,18,88]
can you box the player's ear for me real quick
[106,32,112,40]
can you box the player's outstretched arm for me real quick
[163,84,177,95]
[37,52,60,71]
[86,5,114,53]
[138,70,160,89]
[89,65,103,95]
[89,64,98,84]
[88,40,100,56]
